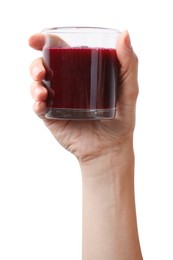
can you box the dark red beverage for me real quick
[43,47,119,119]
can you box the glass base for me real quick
[45,108,116,120]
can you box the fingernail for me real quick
[32,65,42,78]
[125,31,132,49]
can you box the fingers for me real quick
[33,101,47,118]
[28,33,69,51]
[116,31,139,107]
[30,57,46,81]
[30,81,48,119]
[30,81,47,101]
[28,33,46,51]
[28,33,48,119]
[30,57,48,118]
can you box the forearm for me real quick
[80,143,143,260]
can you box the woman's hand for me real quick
[29,31,138,163]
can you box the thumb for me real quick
[116,31,139,109]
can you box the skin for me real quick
[29,31,143,260]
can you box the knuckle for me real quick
[29,57,45,80]
[133,52,139,67]
[130,82,139,100]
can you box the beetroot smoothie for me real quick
[43,47,119,119]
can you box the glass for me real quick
[42,27,120,120]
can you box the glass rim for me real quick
[42,26,121,34]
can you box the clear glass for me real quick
[42,27,120,120]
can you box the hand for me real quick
[29,32,143,260]
[29,31,138,163]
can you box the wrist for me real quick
[80,141,135,207]
[79,139,135,180]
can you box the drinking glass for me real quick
[42,26,120,120]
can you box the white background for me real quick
[0,0,173,259]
